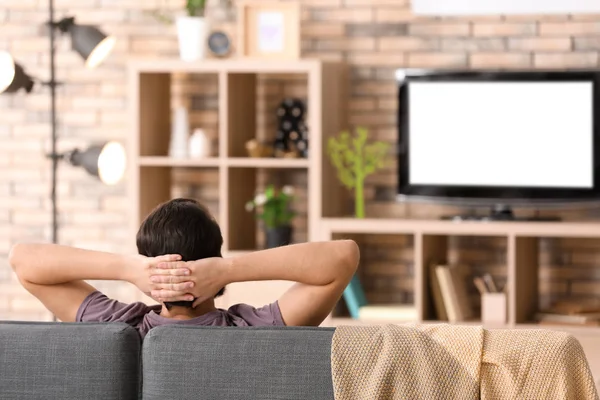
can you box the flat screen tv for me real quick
[396,69,600,220]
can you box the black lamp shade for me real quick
[0,51,34,94]
[69,24,116,68]
[68,142,126,185]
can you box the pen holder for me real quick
[482,292,507,324]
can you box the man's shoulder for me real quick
[226,301,285,327]
[77,290,155,325]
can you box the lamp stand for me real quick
[46,0,62,323]
[48,0,59,246]
[37,0,120,321]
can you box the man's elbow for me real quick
[9,244,23,272]
[338,240,359,276]
[9,243,32,281]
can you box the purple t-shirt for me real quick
[76,291,285,338]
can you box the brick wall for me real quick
[2,0,600,320]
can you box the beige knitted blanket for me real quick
[331,324,599,400]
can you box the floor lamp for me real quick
[0,0,127,248]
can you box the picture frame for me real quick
[237,1,300,59]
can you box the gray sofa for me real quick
[0,321,335,400]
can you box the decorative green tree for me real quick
[327,127,390,218]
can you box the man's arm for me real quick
[9,243,185,322]
[152,240,359,326]
[226,240,359,326]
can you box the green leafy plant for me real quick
[186,0,207,17]
[327,126,390,218]
[245,185,296,229]
[148,0,207,24]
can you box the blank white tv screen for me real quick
[408,81,594,189]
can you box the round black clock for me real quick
[207,31,231,57]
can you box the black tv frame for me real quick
[396,69,600,214]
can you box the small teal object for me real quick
[207,31,231,57]
[343,275,368,319]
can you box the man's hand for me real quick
[128,254,196,302]
[149,257,230,306]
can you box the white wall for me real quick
[412,0,600,15]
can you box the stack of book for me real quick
[430,263,475,323]
[535,298,600,327]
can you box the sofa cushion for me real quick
[0,321,141,400]
[142,326,335,400]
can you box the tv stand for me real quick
[441,205,561,222]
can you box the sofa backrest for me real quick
[141,326,335,400]
[0,321,141,400]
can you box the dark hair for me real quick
[136,198,225,310]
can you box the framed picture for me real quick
[237,1,300,59]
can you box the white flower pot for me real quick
[176,16,207,61]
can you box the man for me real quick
[9,198,359,337]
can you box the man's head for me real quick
[136,198,224,310]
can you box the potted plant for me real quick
[150,0,208,61]
[177,0,208,61]
[327,126,390,218]
[246,185,295,249]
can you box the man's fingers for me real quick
[157,261,185,269]
[151,267,190,276]
[151,290,194,302]
[150,274,191,284]
[156,254,182,262]
[151,282,194,292]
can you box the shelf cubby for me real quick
[136,71,220,158]
[419,234,508,324]
[329,232,415,320]
[226,167,308,252]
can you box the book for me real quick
[436,265,459,322]
[549,298,600,315]
[537,320,600,327]
[449,264,475,322]
[435,264,474,323]
[535,312,600,325]
[429,263,448,321]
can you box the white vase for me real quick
[176,16,207,61]
[189,128,210,158]
[169,107,189,158]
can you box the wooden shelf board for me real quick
[227,157,309,169]
[138,156,221,167]
[326,318,600,332]
[137,157,309,169]
[321,217,600,238]
[129,58,324,74]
